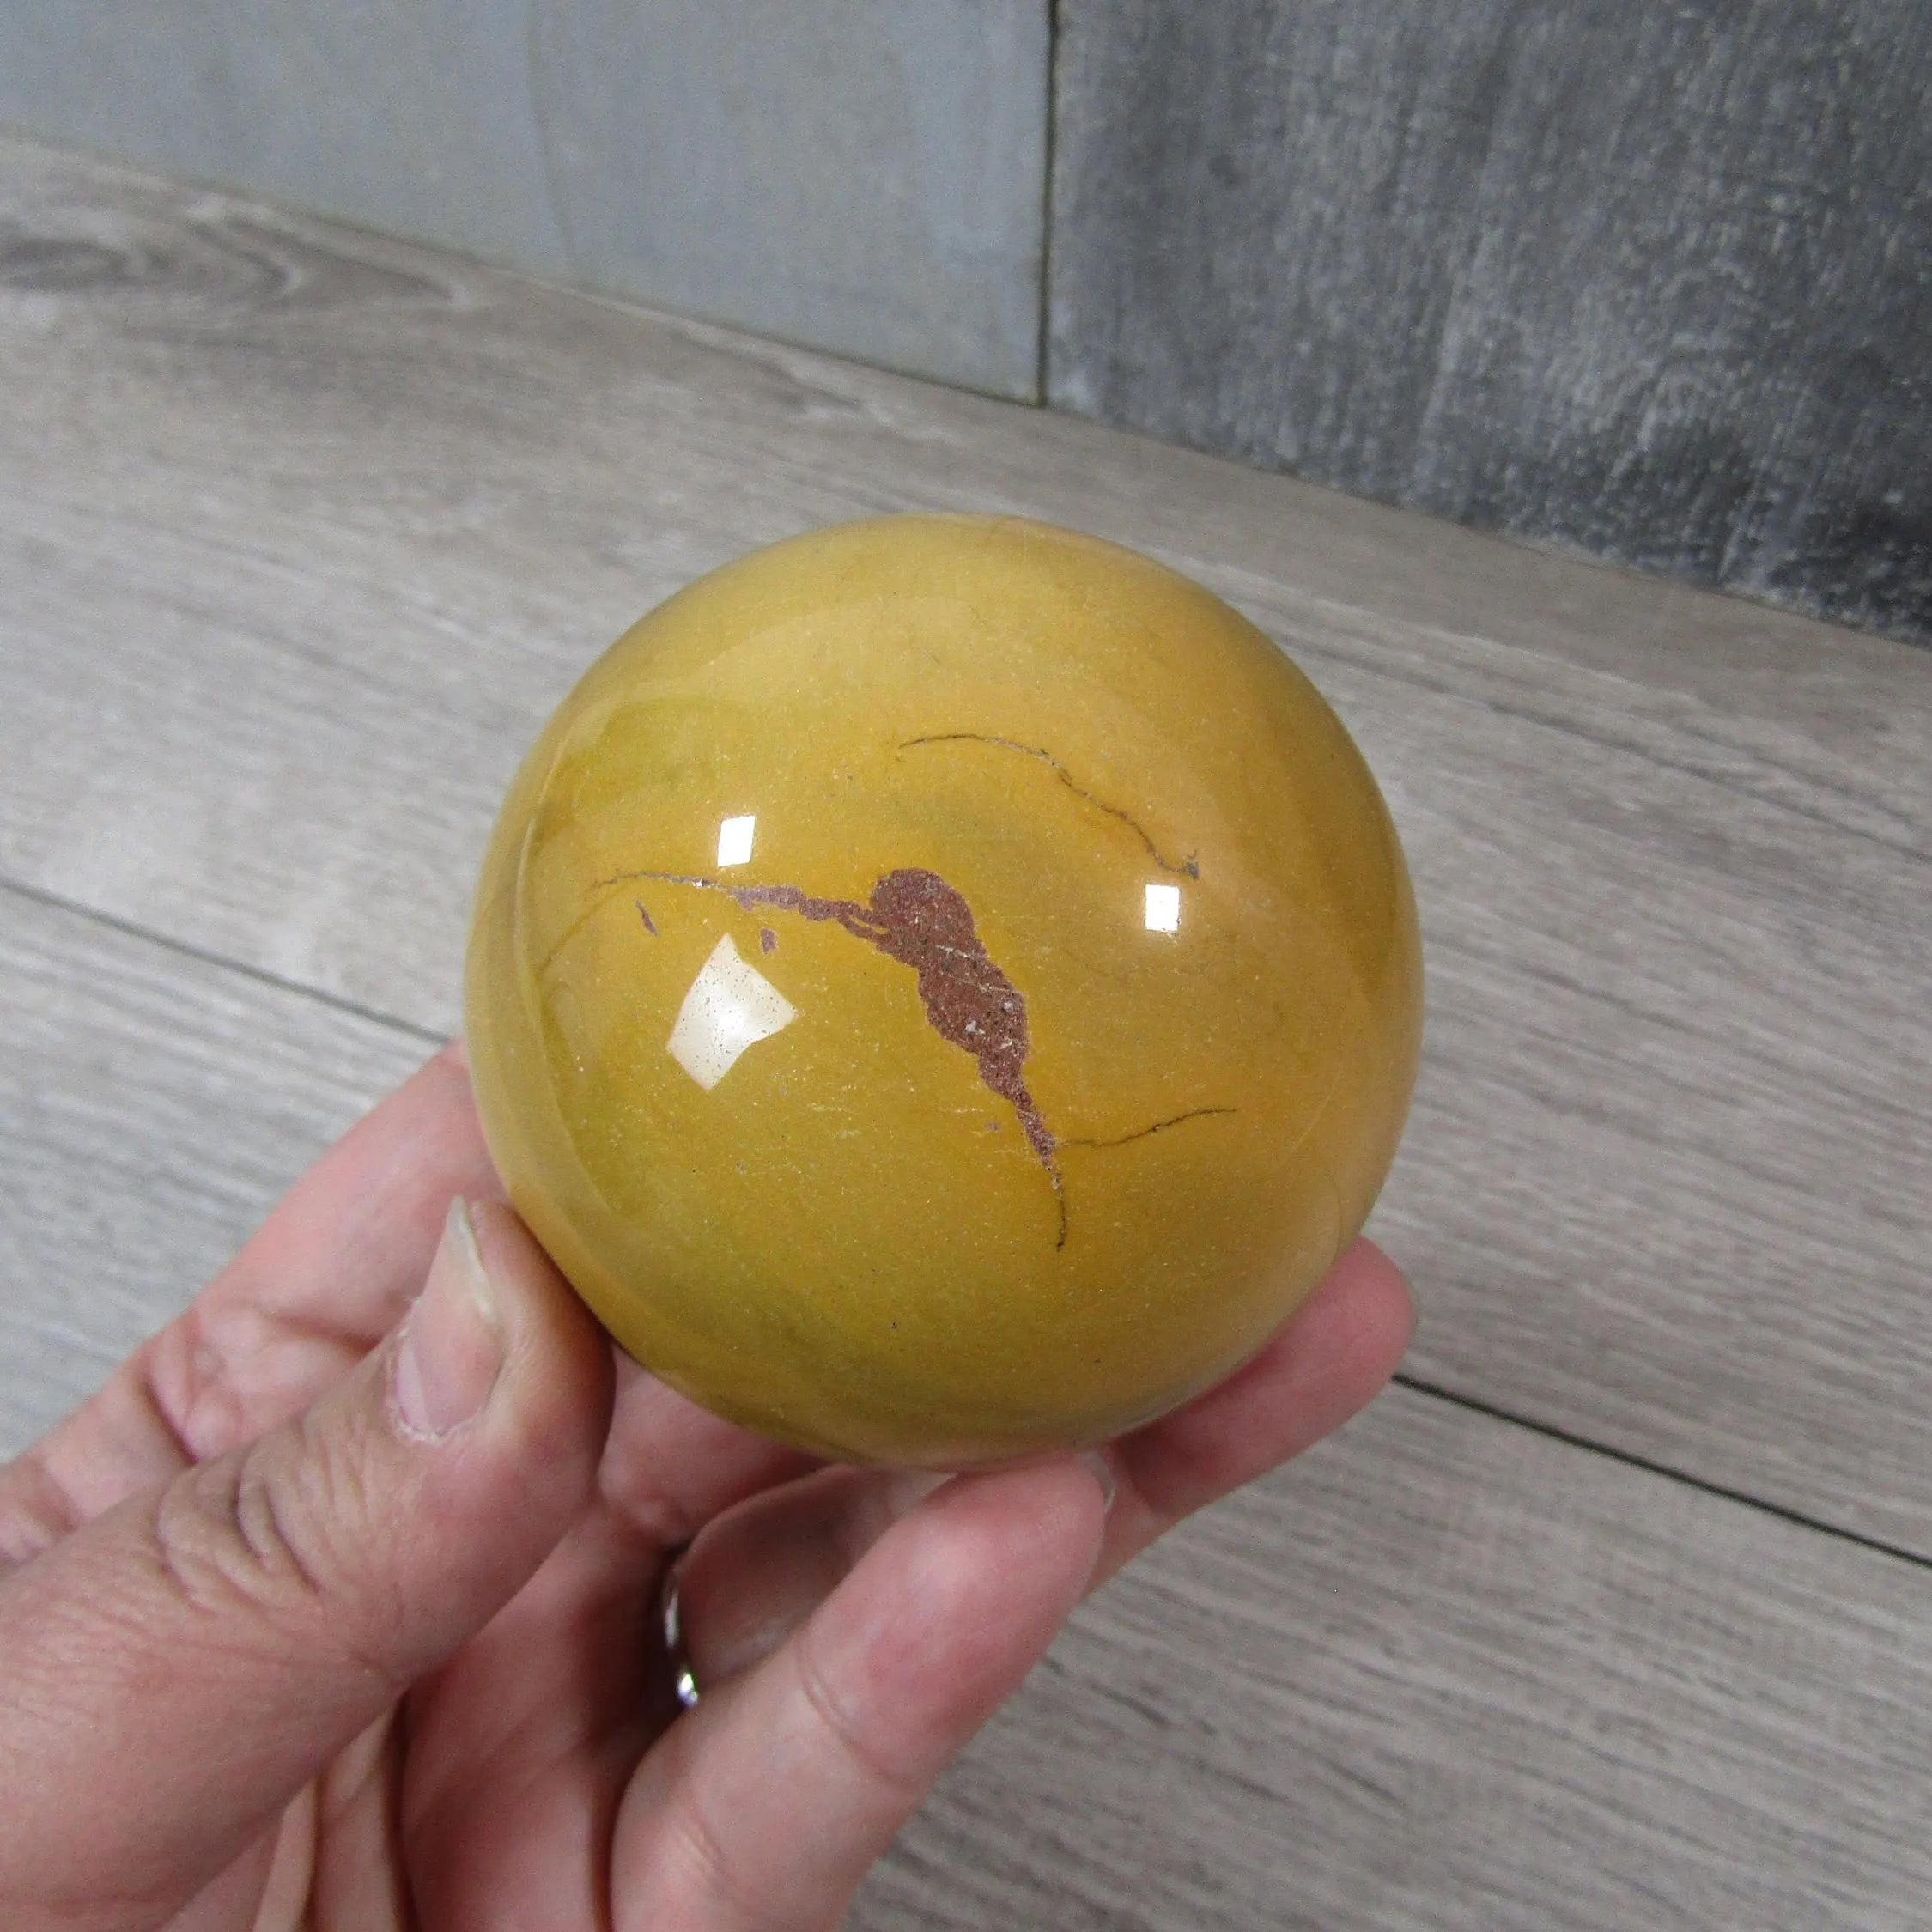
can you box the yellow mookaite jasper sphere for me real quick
[465,515,1421,1466]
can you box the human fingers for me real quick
[603,1460,1109,1932]
[653,1239,1408,1692]
[399,1354,821,1800]
[1090,1236,1413,1587]
[376,1358,825,1929]
[0,1200,611,1932]
[0,1041,495,1562]
[660,1465,947,1692]
[398,1247,1405,1925]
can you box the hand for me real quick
[0,1043,1413,1931]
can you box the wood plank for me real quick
[1048,0,1932,646]
[0,887,429,1452]
[0,137,1928,1555]
[6,889,1929,1930]
[860,1387,1932,1931]
[0,0,1049,396]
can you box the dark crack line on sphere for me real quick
[1060,1106,1239,1151]
[601,864,1070,1246]
[899,733,1200,879]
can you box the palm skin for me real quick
[0,1045,1413,1931]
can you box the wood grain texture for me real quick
[0,886,430,1451]
[0,136,1927,1566]
[859,1388,1932,1932]
[1048,0,1932,646]
[0,0,1048,397]
[6,891,1930,1930]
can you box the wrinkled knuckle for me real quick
[149,1419,399,1685]
[148,1303,248,1464]
[793,1632,923,1803]
[656,1790,767,1928]
[0,1448,87,1566]
[149,1456,310,1625]
[597,1464,707,1553]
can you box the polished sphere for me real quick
[465,515,1422,1466]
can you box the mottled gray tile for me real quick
[1049,0,1932,645]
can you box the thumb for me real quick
[0,1198,613,1931]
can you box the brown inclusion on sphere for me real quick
[609,864,1064,1230]
[709,871,1054,1170]
[740,869,1054,1170]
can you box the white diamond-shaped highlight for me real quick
[666,933,797,1091]
[715,815,756,867]
[1145,883,1182,933]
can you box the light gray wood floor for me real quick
[3,134,1928,1929]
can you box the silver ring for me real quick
[660,1569,701,1712]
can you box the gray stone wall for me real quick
[3,0,1927,641]
[1048,0,1932,647]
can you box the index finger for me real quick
[605,1458,1110,1932]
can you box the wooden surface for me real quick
[9,1,1930,642]
[3,137,1931,1926]
[9,905,1932,1931]
[1048,0,1932,647]
[0,0,1049,397]
[0,884,431,1454]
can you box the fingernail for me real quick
[838,1469,949,1554]
[882,1470,951,1518]
[394,1199,504,1439]
[1077,1450,1117,1513]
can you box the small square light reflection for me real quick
[1145,883,1182,933]
[716,815,756,868]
